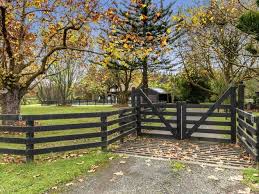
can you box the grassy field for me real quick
[243,168,259,192]
[21,104,115,115]
[0,150,114,194]
[0,105,118,194]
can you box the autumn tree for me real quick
[237,0,259,54]
[173,69,211,103]
[0,0,103,114]
[77,65,112,101]
[99,0,182,93]
[176,0,258,95]
[37,52,84,105]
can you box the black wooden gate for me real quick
[132,85,239,143]
[138,89,177,137]
[185,86,237,143]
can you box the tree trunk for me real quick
[0,89,21,115]
[117,91,130,105]
[142,58,148,92]
[0,88,22,125]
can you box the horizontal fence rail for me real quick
[185,103,233,143]
[134,84,259,162]
[0,107,137,162]
[236,108,259,161]
[139,102,233,142]
[139,103,177,138]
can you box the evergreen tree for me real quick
[237,0,259,54]
[100,0,182,91]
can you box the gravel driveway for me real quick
[66,156,252,194]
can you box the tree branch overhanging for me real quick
[0,6,15,69]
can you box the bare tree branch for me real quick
[0,6,15,69]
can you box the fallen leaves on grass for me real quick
[65,182,74,187]
[32,174,41,178]
[109,157,114,160]
[76,161,85,165]
[39,151,91,163]
[1,154,25,164]
[119,160,126,164]
[88,165,99,173]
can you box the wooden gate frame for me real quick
[132,88,178,137]
[186,86,237,143]
[132,85,240,143]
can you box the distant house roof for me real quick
[149,88,169,94]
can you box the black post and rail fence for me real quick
[236,82,259,161]
[1,83,259,163]
[0,108,137,162]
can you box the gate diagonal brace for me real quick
[187,86,235,137]
[138,89,177,137]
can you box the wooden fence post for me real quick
[131,87,137,135]
[176,101,182,140]
[26,120,34,163]
[136,90,141,136]
[131,87,136,108]
[101,115,108,151]
[256,118,259,164]
[230,86,237,144]
[119,112,124,143]
[182,101,187,139]
[238,82,245,110]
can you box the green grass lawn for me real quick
[0,150,114,194]
[243,168,259,192]
[0,105,119,194]
[21,104,115,115]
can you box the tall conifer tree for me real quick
[100,0,182,91]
